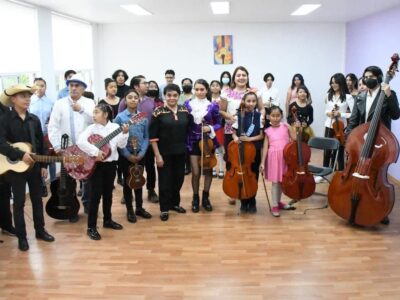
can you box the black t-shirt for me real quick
[149,105,189,156]
[116,84,130,99]
[287,102,314,126]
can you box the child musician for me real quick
[0,84,54,251]
[287,85,314,143]
[260,106,294,217]
[185,79,221,213]
[231,92,264,213]
[77,103,129,240]
[114,90,152,223]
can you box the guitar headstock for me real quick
[128,112,146,126]
[386,53,399,83]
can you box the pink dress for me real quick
[264,123,290,183]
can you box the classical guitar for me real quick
[46,134,80,220]
[63,112,146,180]
[126,137,146,190]
[0,142,84,175]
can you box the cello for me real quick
[281,106,315,200]
[223,109,258,200]
[332,104,345,146]
[328,54,399,226]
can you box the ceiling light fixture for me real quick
[291,4,321,16]
[121,4,152,16]
[210,1,230,15]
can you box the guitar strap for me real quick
[28,119,37,153]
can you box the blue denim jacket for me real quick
[114,109,149,158]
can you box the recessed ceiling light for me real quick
[210,1,230,15]
[291,4,321,16]
[121,4,152,16]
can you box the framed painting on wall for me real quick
[213,35,233,65]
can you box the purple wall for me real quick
[346,5,400,180]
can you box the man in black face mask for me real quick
[345,65,400,225]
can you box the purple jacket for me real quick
[184,99,221,151]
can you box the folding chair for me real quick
[298,137,340,213]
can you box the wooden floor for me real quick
[1,155,400,299]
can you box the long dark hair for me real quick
[328,73,348,102]
[291,73,304,89]
[346,73,358,91]
[194,79,211,100]
[231,66,250,89]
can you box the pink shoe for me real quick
[278,201,291,210]
[271,206,280,217]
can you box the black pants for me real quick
[87,162,116,228]
[323,127,344,170]
[120,156,144,211]
[0,176,12,230]
[158,154,186,212]
[144,147,156,191]
[223,134,233,162]
[5,164,45,238]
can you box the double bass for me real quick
[223,109,258,200]
[328,54,399,226]
[281,106,315,200]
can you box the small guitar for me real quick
[46,134,80,220]
[0,142,84,175]
[126,137,146,190]
[64,112,146,180]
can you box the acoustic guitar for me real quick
[126,137,146,190]
[0,142,84,175]
[63,112,146,180]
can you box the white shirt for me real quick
[324,93,354,128]
[259,85,280,108]
[366,87,380,122]
[76,121,128,162]
[189,97,216,138]
[48,96,95,150]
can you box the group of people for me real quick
[0,64,399,252]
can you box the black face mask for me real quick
[147,89,159,98]
[365,78,379,89]
[182,85,193,94]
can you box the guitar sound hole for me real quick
[6,157,19,165]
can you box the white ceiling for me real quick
[21,0,400,24]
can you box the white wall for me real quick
[95,22,346,136]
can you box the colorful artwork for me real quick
[213,35,233,65]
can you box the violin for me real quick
[281,106,315,200]
[223,110,258,199]
[199,122,217,170]
[127,137,146,190]
[332,104,345,146]
[328,54,400,226]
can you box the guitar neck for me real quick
[31,155,63,164]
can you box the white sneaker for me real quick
[314,176,326,183]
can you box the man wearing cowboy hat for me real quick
[48,73,95,219]
[0,84,55,251]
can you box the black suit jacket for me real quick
[345,89,400,135]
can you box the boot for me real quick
[192,194,200,213]
[202,191,213,212]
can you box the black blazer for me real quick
[345,89,400,135]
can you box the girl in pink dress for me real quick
[260,106,295,217]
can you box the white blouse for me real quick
[324,93,354,128]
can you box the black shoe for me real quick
[117,177,124,186]
[69,214,79,223]
[381,216,390,225]
[171,206,186,213]
[192,194,200,213]
[248,205,257,214]
[77,189,82,197]
[201,191,213,212]
[87,228,101,240]
[1,226,16,236]
[35,229,55,242]
[103,220,123,230]
[184,168,191,175]
[148,190,159,203]
[136,208,152,219]
[240,202,248,213]
[18,238,29,251]
[127,211,137,223]
[160,212,169,221]
[42,186,48,197]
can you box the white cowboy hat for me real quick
[66,73,87,89]
[0,84,37,107]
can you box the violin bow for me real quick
[238,107,247,197]
[201,120,204,177]
[260,171,273,215]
